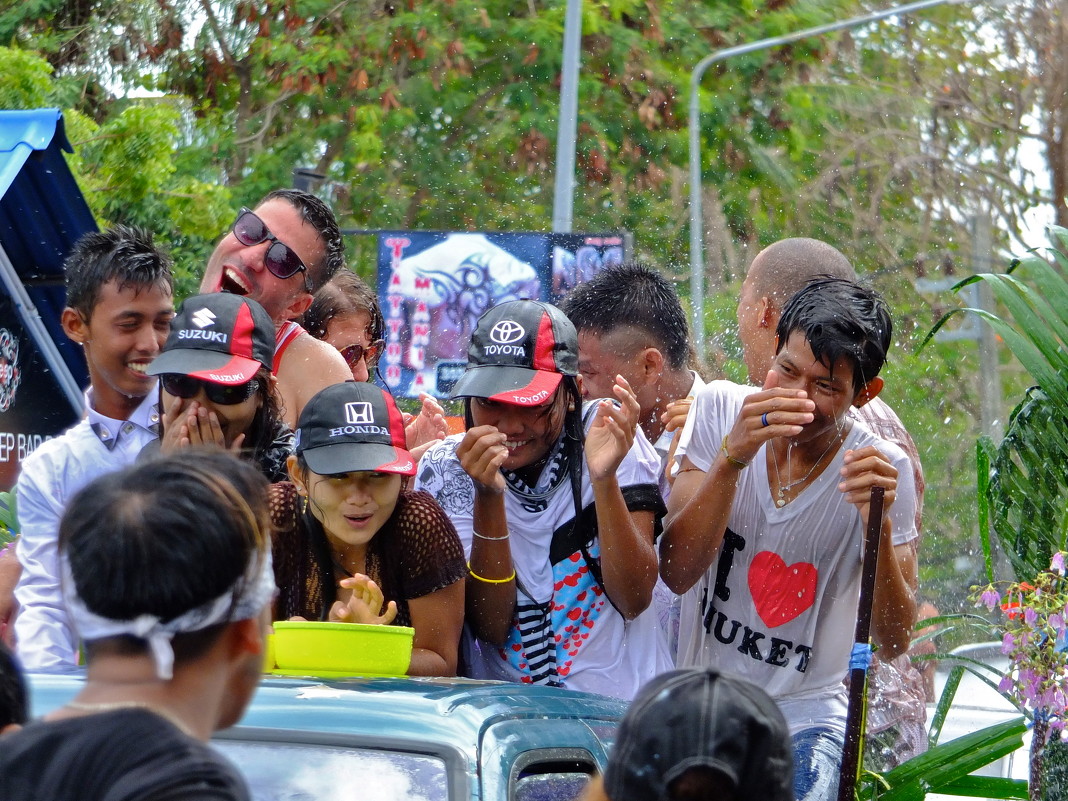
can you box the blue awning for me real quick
[0,108,96,388]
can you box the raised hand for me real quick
[660,396,693,433]
[839,445,898,525]
[330,573,398,625]
[722,370,815,465]
[405,393,448,451]
[585,375,640,481]
[456,425,509,493]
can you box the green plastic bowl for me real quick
[271,621,414,677]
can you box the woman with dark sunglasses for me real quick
[304,270,448,459]
[145,293,293,482]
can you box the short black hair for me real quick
[64,225,174,318]
[560,261,691,370]
[262,189,344,291]
[775,277,892,393]
[0,642,28,728]
[59,451,270,660]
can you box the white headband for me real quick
[62,548,276,680]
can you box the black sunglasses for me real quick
[232,208,312,292]
[339,340,385,371]
[161,374,261,406]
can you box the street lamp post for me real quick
[688,0,968,360]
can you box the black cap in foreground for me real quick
[603,668,795,801]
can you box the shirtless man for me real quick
[199,189,351,427]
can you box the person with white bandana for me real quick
[0,451,275,801]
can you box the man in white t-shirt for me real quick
[662,278,918,801]
[561,261,705,656]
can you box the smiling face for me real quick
[324,310,374,382]
[469,389,567,471]
[200,198,326,323]
[64,279,174,420]
[771,330,863,445]
[161,378,263,449]
[297,468,403,554]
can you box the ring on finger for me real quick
[761,412,770,427]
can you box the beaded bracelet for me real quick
[720,435,749,469]
[473,530,510,541]
[467,561,516,584]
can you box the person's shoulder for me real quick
[279,329,349,375]
[419,432,464,461]
[850,419,910,466]
[16,420,96,483]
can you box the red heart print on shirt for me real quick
[748,551,818,627]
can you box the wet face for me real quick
[161,379,263,448]
[200,198,326,322]
[577,329,644,402]
[469,389,567,471]
[737,272,775,384]
[70,280,174,418]
[324,310,375,382]
[300,469,403,551]
[771,330,861,445]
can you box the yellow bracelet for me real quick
[467,561,516,584]
[721,435,749,469]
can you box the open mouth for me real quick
[221,267,251,296]
[127,362,151,376]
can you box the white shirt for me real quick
[15,389,160,669]
[673,381,918,735]
[414,403,671,700]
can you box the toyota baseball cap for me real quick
[295,382,415,476]
[603,668,795,801]
[449,299,578,405]
[148,293,274,384]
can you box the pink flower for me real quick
[980,588,1001,610]
[1024,607,1038,626]
[1052,552,1066,575]
[999,675,1015,694]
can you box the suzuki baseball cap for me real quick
[295,382,415,476]
[148,293,274,384]
[603,668,794,801]
[449,299,578,405]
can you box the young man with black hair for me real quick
[14,226,174,670]
[561,261,703,491]
[737,238,928,770]
[0,451,273,800]
[662,278,918,801]
[199,188,352,427]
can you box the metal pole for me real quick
[552,0,584,233]
[688,0,968,360]
[973,212,1004,441]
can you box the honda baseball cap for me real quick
[148,293,274,384]
[295,382,415,476]
[603,668,794,801]
[449,299,578,406]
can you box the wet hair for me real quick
[560,261,691,370]
[59,451,271,661]
[261,188,345,291]
[0,642,28,728]
[747,238,857,307]
[64,225,174,319]
[303,270,384,343]
[775,277,892,393]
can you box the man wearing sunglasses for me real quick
[199,188,351,428]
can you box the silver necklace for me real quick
[770,430,843,508]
